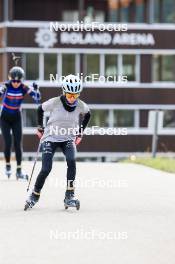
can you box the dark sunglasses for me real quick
[11,80,21,83]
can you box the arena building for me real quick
[0,0,175,158]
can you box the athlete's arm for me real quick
[25,83,41,103]
[79,111,91,133]
[37,105,44,139]
[37,104,44,127]
[75,110,91,145]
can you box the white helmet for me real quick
[62,74,83,94]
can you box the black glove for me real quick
[33,82,39,91]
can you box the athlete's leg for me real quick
[0,114,12,164]
[11,112,22,167]
[34,141,58,193]
[61,141,80,209]
[61,140,77,190]
[25,141,58,209]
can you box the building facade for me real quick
[0,0,175,157]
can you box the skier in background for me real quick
[25,74,91,210]
[0,66,41,180]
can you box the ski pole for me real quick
[27,84,41,192]
[27,139,42,192]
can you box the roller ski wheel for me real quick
[5,164,12,179]
[24,201,35,211]
[24,202,30,211]
[16,169,29,181]
[64,190,80,211]
[75,200,80,210]
[64,199,80,210]
[24,191,40,211]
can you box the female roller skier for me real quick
[25,74,91,210]
[0,66,41,180]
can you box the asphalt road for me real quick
[0,161,175,264]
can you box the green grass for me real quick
[124,157,175,173]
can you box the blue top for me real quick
[0,81,41,114]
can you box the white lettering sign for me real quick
[60,32,155,46]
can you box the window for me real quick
[22,109,38,127]
[62,54,75,76]
[89,110,109,127]
[105,55,118,79]
[154,0,160,23]
[108,9,118,22]
[155,0,175,23]
[163,111,175,128]
[153,55,175,82]
[62,11,79,22]
[114,110,134,127]
[107,1,146,23]
[162,0,175,23]
[120,6,129,22]
[104,54,138,83]
[136,2,144,23]
[84,6,105,23]
[122,55,136,81]
[84,54,100,81]
[44,54,57,80]
[23,53,39,80]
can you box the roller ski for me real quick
[16,167,29,181]
[24,191,40,211]
[64,190,80,210]
[5,164,12,179]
